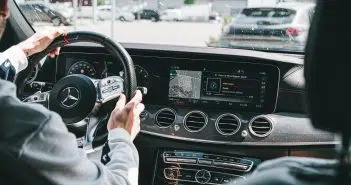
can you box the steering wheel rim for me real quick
[16,31,137,101]
[16,31,137,152]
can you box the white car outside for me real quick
[160,9,182,21]
[98,5,135,22]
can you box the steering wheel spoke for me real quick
[22,91,50,108]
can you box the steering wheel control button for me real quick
[49,74,97,124]
[195,169,211,184]
[99,76,124,103]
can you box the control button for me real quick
[180,171,195,181]
[213,161,249,170]
[209,176,223,184]
[241,130,248,137]
[164,168,180,180]
[198,159,212,165]
[165,157,178,162]
[112,85,119,90]
[222,178,231,184]
[183,153,193,157]
[177,158,197,164]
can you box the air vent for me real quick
[155,108,176,128]
[249,116,273,137]
[184,111,208,132]
[215,114,241,135]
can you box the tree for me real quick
[184,0,196,5]
[97,0,105,6]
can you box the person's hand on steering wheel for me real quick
[107,90,145,141]
[17,27,66,58]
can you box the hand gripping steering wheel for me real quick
[15,31,137,152]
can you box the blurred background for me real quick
[15,0,316,52]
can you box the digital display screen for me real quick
[168,64,279,113]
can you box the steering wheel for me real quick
[15,31,137,152]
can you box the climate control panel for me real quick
[153,150,261,185]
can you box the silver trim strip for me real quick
[249,115,274,138]
[183,111,208,133]
[215,113,242,136]
[155,108,176,128]
[140,130,338,146]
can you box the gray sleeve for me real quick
[0,78,139,185]
[20,112,139,185]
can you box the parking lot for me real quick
[34,20,223,47]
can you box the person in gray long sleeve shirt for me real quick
[0,1,144,185]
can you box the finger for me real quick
[126,90,143,107]
[135,103,145,115]
[49,53,55,58]
[52,27,63,38]
[125,104,135,131]
[55,47,61,55]
[114,94,126,111]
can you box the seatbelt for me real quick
[0,150,53,185]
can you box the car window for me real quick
[15,1,316,53]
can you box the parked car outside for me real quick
[98,5,135,22]
[48,2,73,22]
[218,3,315,51]
[160,9,182,21]
[133,9,160,22]
[18,2,72,26]
[209,11,221,22]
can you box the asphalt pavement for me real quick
[33,20,222,47]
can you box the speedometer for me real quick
[68,61,97,78]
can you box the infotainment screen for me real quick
[168,63,279,113]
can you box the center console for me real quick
[153,150,261,185]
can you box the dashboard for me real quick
[52,52,280,113]
[25,44,337,185]
[27,44,336,146]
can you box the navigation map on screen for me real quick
[168,70,202,99]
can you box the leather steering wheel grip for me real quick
[16,31,137,100]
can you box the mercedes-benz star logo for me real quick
[195,169,211,184]
[60,87,80,108]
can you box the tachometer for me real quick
[68,61,97,78]
[135,65,151,89]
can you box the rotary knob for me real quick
[195,169,211,184]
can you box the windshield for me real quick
[15,0,315,53]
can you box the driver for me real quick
[0,1,144,185]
